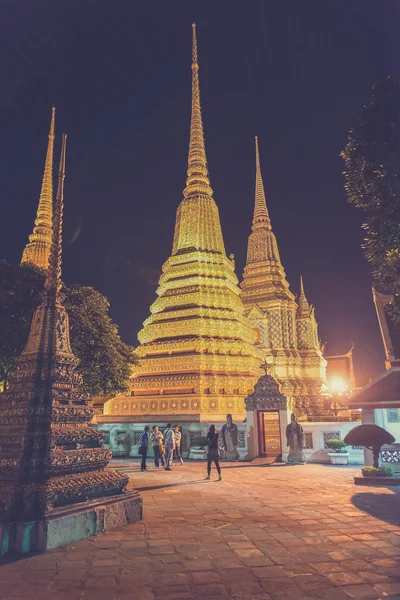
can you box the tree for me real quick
[64,285,136,396]
[341,77,400,323]
[0,260,136,396]
[0,260,45,388]
[344,424,395,468]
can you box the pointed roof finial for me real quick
[183,24,213,199]
[253,136,271,229]
[21,106,56,270]
[45,133,67,298]
[297,275,310,317]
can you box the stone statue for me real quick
[286,413,306,464]
[221,414,240,461]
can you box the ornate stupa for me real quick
[103,25,262,424]
[21,107,55,270]
[241,137,327,419]
[0,134,140,551]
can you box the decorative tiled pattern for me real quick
[381,449,400,463]
[103,431,110,445]
[132,432,143,446]
[323,431,340,448]
[387,409,400,423]
[237,431,246,448]
[304,432,313,449]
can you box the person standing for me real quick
[173,425,184,465]
[163,423,175,471]
[140,425,150,471]
[150,425,165,468]
[205,425,222,481]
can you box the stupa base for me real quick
[0,489,142,555]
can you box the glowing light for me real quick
[328,377,349,395]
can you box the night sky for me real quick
[1,1,399,386]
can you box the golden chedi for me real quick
[21,107,55,271]
[241,137,327,420]
[103,25,262,423]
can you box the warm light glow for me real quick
[328,377,349,395]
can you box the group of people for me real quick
[140,423,184,471]
[139,423,223,480]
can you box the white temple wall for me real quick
[95,419,365,464]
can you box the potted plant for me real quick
[344,424,395,473]
[188,436,208,460]
[361,466,393,478]
[325,439,349,465]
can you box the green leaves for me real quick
[0,261,136,396]
[341,77,400,306]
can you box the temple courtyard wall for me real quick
[94,420,369,463]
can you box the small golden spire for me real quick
[45,133,67,299]
[21,106,56,270]
[297,275,310,317]
[183,24,213,199]
[253,136,271,228]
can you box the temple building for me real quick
[100,25,263,429]
[21,107,55,271]
[241,137,328,421]
[97,27,363,460]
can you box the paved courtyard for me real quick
[1,461,400,600]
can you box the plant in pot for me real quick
[344,424,395,476]
[325,439,349,465]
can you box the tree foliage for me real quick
[64,285,136,396]
[0,260,44,387]
[344,424,395,468]
[341,77,400,322]
[0,260,136,396]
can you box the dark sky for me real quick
[1,1,399,386]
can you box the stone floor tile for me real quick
[250,566,286,578]
[53,569,87,581]
[81,592,119,600]
[358,571,393,584]
[195,583,230,596]
[212,557,243,569]
[190,570,222,584]
[325,572,365,586]
[119,593,155,600]
[183,559,214,571]
[85,576,117,589]
[341,584,382,598]
[374,581,400,595]
[239,556,274,567]
[311,562,344,573]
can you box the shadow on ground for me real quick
[352,491,400,525]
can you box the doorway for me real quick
[258,411,282,459]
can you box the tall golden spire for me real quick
[241,137,293,308]
[103,24,262,425]
[183,23,213,199]
[253,136,271,229]
[172,24,225,255]
[21,106,55,270]
[297,275,310,317]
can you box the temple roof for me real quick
[348,367,400,409]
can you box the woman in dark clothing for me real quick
[140,426,150,471]
[205,425,222,481]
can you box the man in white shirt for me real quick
[163,423,175,471]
